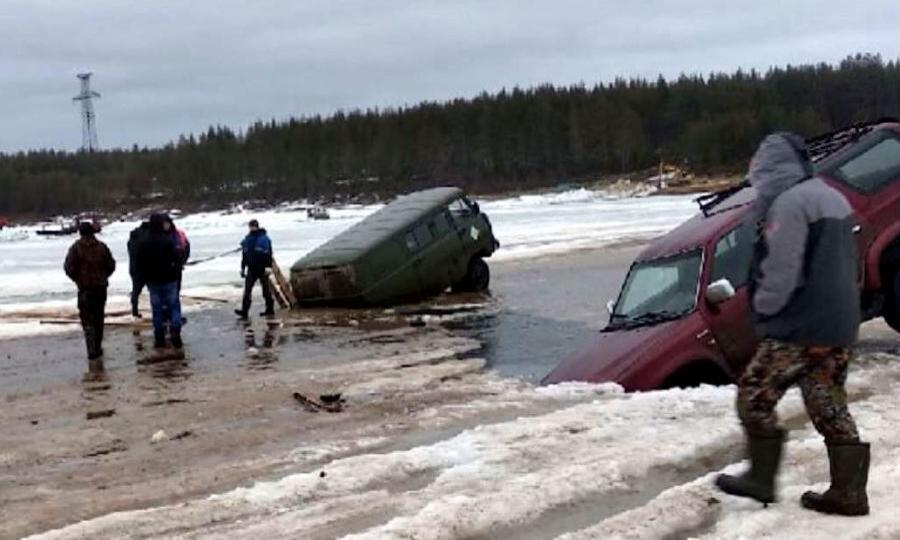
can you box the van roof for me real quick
[293,186,464,268]
[636,187,755,262]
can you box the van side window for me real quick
[414,223,433,247]
[444,209,456,228]
[711,223,755,288]
[833,136,900,192]
[448,198,470,219]
[405,232,419,252]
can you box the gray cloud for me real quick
[1,0,898,151]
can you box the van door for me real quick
[412,212,465,294]
[703,222,759,374]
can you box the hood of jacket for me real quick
[746,132,813,222]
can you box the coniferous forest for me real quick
[1,54,898,217]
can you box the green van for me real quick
[290,187,500,305]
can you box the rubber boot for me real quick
[801,442,870,516]
[170,330,183,349]
[234,309,248,320]
[716,430,784,504]
[153,330,166,349]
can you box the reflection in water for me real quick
[132,331,193,382]
[242,322,281,371]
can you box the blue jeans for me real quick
[148,282,182,335]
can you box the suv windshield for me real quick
[608,250,702,330]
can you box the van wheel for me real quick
[454,257,490,293]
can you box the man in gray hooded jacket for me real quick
[715,132,869,516]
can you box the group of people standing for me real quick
[126,213,191,348]
[63,216,275,365]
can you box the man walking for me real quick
[235,219,274,319]
[64,222,116,363]
[135,213,183,348]
[715,133,869,515]
[127,220,150,317]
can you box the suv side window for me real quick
[711,222,755,288]
[833,136,900,193]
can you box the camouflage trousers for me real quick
[737,339,859,443]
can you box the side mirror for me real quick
[605,299,616,314]
[472,201,481,214]
[706,278,736,306]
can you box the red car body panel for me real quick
[543,121,900,391]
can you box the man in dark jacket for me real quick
[64,222,116,362]
[716,133,868,516]
[127,221,150,317]
[135,213,184,348]
[235,219,274,319]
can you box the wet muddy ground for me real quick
[0,247,637,539]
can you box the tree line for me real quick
[2,53,898,217]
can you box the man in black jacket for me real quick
[127,221,150,317]
[716,133,868,516]
[135,213,184,348]
[235,219,275,319]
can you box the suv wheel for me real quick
[454,257,490,293]
[883,270,900,333]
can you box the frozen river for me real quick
[0,188,698,317]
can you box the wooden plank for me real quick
[266,268,290,309]
[271,260,297,307]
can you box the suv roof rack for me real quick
[695,118,900,216]
[806,117,899,163]
[695,180,750,217]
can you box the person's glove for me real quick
[240,268,246,279]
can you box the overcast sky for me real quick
[1,0,898,152]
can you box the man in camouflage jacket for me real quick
[716,132,869,516]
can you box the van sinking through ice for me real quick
[290,187,500,305]
[543,118,900,391]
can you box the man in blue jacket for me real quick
[235,219,275,319]
[716,133,868,516]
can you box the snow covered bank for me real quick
[27,346,900,539]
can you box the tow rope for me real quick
[185,246,241,266]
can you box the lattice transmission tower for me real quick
[73,72,100,151]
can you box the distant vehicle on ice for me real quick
[307,206,330,220]
[543,118,900,391]
[36,217,101,237]
[291,187,499,305]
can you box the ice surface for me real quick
[28,351,900,539]
[0,189,698,327]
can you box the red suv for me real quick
[543,119,900,391]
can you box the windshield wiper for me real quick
[606,310,684,330]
